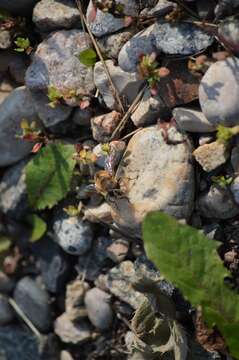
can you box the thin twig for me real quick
[110,84,147,140]
[173,0,201,20]
[75,0,125,113]
[9,298,43,340]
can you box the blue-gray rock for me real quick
[33,0,81,32]
[0,87,41,167]
[53,211,94,255]
[72,107,92,126]
[173,107,215,133]
[13,277,52,333]
[199,57,239,127]
[30,91,72,127]
[25,30,95,106]
[153,22,213,55]
[118,25,156,72]
[0,0,38,15]
[84,287,113,330]
[0,325,39,360]
[0,159,28,220]
[32,236,72,294]
[0,295,14,325]
[86,0,139,37]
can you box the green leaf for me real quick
[14,37,30,52]
[78,48,97,67]
[26,143,76,210]
[143,211,239,359]
[27,214,47,242]
[0,237,11,269]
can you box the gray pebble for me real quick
[173,107,215,133]
[53,211,94,255]
[84,287,113,330]
[13,277,52,332]
[199,57,239,127]
[33,0,81,32]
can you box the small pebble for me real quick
[193,141,229,172]
[84,287,113,330]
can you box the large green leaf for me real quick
[26,143,76,210]
[143,212,239,359]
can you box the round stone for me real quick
[110,125,195,234]
[199,57,239,127]
[53,212,94,255]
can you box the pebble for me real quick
[97,258,172,309]
[0,272,15,294]
[91,111,121,142]
[193,141,229,172]
[77,236,112,281]
[84,202,112,223]
[13,276,52,332]
[0,86,41,167]
[98,28,136,59]
[0,31,11,50]
[31,91,72,127]
[54,313,91,344]
[199,57,239,127]
[173,107,215,133]
[106,239,129,263]
[65,279,89,321]
[84,287,113,330]
[0,325,39,360]
[33,0,81,32]
[0,295,15,325]
[60,350,74,360]
[131,89,164,127]
[110,125,194,233]
[218,17,239,55]
[86,0,139,37]
[231,146,239,173]
[94,60,142,110]
[153,22,213,55]
[198,134,214,146]
[32,236,72,294]
[53,211,94,255]
[25,30,95,105]
[230,176,239,205]
[118,25,156,72]
[198,185,239,219]
[0,159,28,220]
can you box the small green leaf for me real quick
[14,37,30,52]
[27,214,47,242]
[26,143,76,210]
[143,211,239,359]
[78,48,97,67]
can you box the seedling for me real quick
[212,175,233,188]
[216,124,239,144]
[137,53,170,95]
[92,0,125,16]
[47,86,63,108]
[17,119,47,153]
[14,37,32,54]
